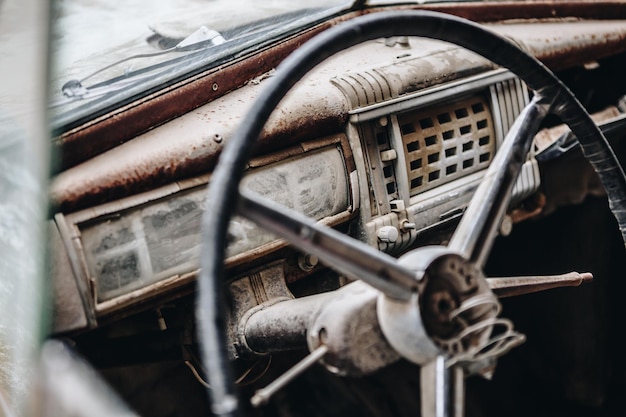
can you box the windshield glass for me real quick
[49,0,352,131]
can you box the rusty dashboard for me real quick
[48,16,626,335]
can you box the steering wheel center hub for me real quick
[377,247,500,368]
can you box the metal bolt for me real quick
[499,215,513,236]
[298,254,319,271]
[212,82,219,91]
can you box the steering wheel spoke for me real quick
[238,188,418,300]
[448,96,549,267]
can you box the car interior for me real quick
[4,1,626,417]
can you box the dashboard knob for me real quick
[377,226,399,243]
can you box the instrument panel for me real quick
[50,68,540,333]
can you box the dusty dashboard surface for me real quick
[49,17,626,333]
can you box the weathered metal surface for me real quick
[48,138,353,324]
[51,18,626,213]
[494,20,626,71]
[49,221,90,333]
[53,2,626,171]
[332,44,496,107]
[487,272,593,298]
[228,261,295,358]
[417,1,626,23]
[378,248,520,370]
[51,78,349,212]
[238,290,325,356]
[53,22,336,170]
[73,146,348,303]
[306,281,400,376]
[241,280,400,376]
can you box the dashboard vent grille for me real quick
[492,78,530,136]
[399,96,495,197]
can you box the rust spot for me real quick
[414,1,626,22]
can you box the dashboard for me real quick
[36,6,626,417]
[49,18,626,335]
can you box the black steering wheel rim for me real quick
[197,10,626,417]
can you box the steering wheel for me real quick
[196,10,626,417]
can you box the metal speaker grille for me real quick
[398,96,495,197]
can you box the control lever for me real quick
[250,345,328,407]
[487,271,592,298]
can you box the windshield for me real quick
[49,0,353,132]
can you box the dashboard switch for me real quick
[380,149,397,162]
[378,226,400,243]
